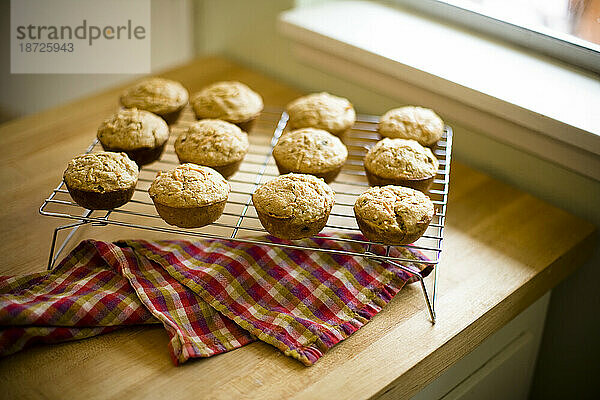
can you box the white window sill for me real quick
[278,1,600,181]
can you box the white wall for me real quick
[0,0,194,120]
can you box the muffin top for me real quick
[63,152,138,192]
[286,92,356,134]
[354,185,434,241]
[191,81,263,123]
[253,173,334,222]
[378,106,444,146]
[273,128,348,173]
[148,164,229,208]
[365,138,439,180]
[120,78,189,115]
[175,119,249,167]
[97,108,169,150]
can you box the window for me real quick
[394,0,600,73]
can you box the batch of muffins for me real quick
[62,77,445,246]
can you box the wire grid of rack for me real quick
[40,107,452,323]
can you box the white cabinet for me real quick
[410,293,550,400]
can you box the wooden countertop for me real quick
[0,57,596,400]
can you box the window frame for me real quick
[392,0,600,74]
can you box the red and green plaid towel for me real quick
[0,234,430,366]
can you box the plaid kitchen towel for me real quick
[0,234,430,366]
[0,241,157,356]
[109,241,255,364]
[0,240,253,363]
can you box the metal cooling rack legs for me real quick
[46,209,115,270]
[46,210,92,270]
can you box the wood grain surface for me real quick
[0,56,596,400]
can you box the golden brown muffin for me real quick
[378,106,444,146]
[252,173,335,239]
[63,151,138,210]
[174,119,249,178]
[190,81,263,132]
[272,128,348,183]
[364,138,439,192]
[120,78,189,125]
[354,185,435,245]
[285,92,356,136]
[97,108,170,166]
[148,164,230,228]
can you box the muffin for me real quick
[378,106,444,146]
[190,81,263,132]
[174,119,249,178]
[63,152,138,210]
[272,128,348,183]
[148,164,230,228]
[285,92,356,136]
[97,108,170,166]
[364,138,439,192]
[120,78,189,125]
[354,185,435,245]
[252,173,335,240]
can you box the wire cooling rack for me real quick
[40,107,452,323]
